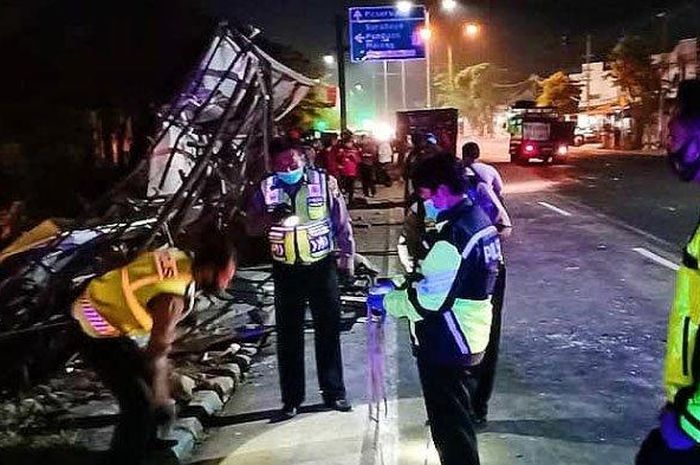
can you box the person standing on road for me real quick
[72,237,237,465]
[636,79,700,464]
[338,137,361,205]
[359,135,378,198]
[462,142,505,197]
[246,137,355,421]
[377,138,394,186]
[462,142,511,424]
[369,155,501,465]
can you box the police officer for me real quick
[369,155,501,465]
[462,142,511,425]
[247,137,355,421]
[637,80,700,464]
[72,236,237,465]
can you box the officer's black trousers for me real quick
[417,356,480,465]
[636,428,700,464]
[473,262,506,418]
[273,256,346,407]
[79,334,156,465]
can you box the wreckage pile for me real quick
[0,23,330,459]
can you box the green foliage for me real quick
[607,35,660,148]
[537,71,581,114]
[435,63,503,135]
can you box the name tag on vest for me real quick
[154,251,179,279]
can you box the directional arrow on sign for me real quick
[353,10,363,20]
[354,34,365,44]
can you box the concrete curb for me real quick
[162,340,262,462]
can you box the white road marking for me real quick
[538,201,573,217]
[633,247,680,271]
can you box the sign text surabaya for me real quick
[350,6,425,22]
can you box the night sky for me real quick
[211,0,699,74]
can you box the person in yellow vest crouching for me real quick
[72,235,237,465]
[637,80,700,464]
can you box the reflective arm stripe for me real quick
[462,225,499,259]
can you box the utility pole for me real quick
[657,12,668,146]
[383,60,390,117]
[335,14,348,133]
[426,10,432,108]
[401,60,407,109]
[448,44,454,89]
[584,34,593,118]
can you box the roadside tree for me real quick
[608,35,660,149]
[537,71,581,114]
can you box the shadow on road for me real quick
[205,402,331,428]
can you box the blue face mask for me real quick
[424,199,442,221]
[276,167,304,185]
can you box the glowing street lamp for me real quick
[464,22,480,39]
[419,26,433,42]
[396,1,413,14]
[441,0,458,12]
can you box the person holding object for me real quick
[246,137,355,422]
[72,235,237,465]
[368,155,501,465]
[636,80,700,464]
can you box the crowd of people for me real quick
[289,131,395,205]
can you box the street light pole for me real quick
[401,60,407,109]
[383,60,390,117]
[335,14,348,133]
[657,12,668,146]
[447,44,454,89]
[425,10,432,108]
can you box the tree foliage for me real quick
[537,71,581,114]
[607,35,660,147]
[435,63,503,136]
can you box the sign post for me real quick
[349,6,427,63]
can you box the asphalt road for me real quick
[188,149,699,465]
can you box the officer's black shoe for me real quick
[271,404,298,423]
[324,398,353,412]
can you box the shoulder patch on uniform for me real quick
[153,250,179,280]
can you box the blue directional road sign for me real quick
[349,5,427,63]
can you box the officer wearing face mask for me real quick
[246,137,356,421]
[369,154,501,465]
[636,80,700,465]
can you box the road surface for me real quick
[187,148,698,465]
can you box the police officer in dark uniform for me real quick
[247,138,355,421]
[369,155,502,465]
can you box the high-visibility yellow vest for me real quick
[664,226,700,441]
[261,169,333,265]
[72,249,193,338]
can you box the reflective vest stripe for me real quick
[73,297,119,337]
[443,310,470,354]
